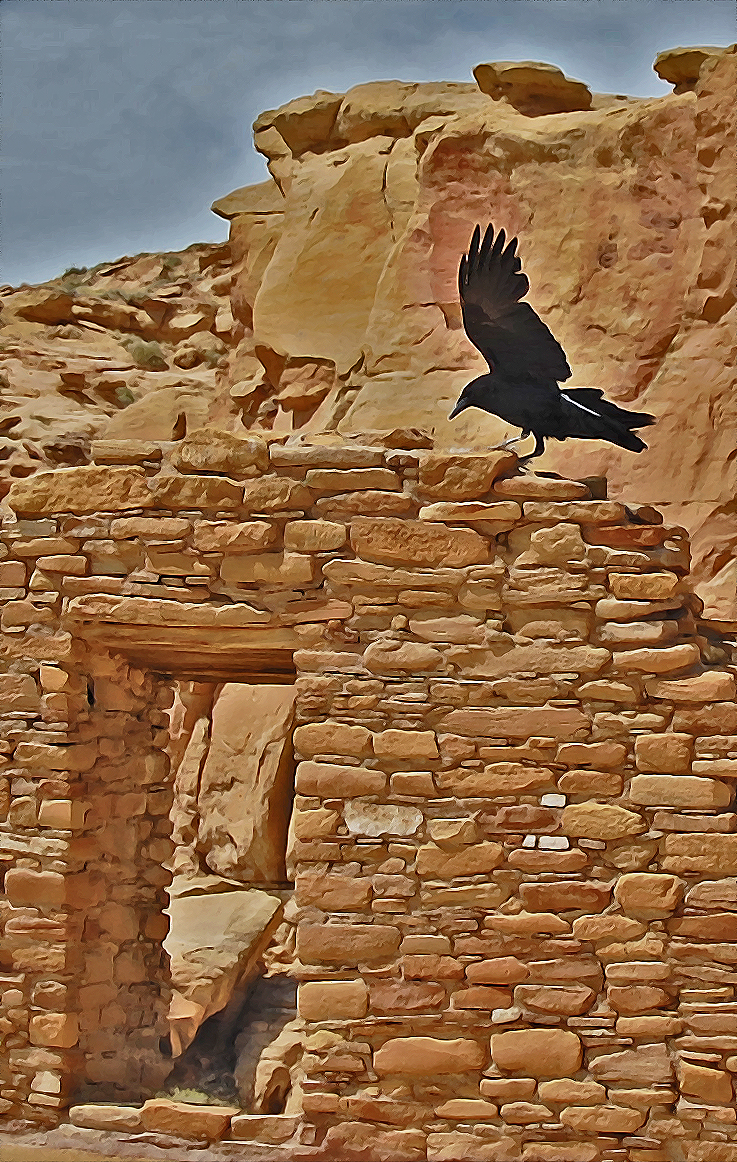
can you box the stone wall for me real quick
[0,430,736,1160]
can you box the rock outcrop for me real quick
[214,44,736,621]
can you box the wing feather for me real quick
[459,223,571,383]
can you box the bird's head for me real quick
[449,375,489,420]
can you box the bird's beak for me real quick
[449,398,469,420]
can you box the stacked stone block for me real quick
[0,430,735,1160]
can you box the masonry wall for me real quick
[0,430,736,1161]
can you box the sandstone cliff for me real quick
[1,46,734,621]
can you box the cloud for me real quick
[3,0,734,285]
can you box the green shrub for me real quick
[119,335,168,370]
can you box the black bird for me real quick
[450,224,655,461]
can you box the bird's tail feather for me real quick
[560,391,651,452]
[564,388,655,431]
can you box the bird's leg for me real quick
[518,433,546,466]
[493,430,529,450]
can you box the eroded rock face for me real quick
[218,46,736,619]
[169,683,296,884]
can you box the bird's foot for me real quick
[493,435,525,451]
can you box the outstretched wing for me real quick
[459,224,571,383]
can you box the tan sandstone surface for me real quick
[2,46,734,620]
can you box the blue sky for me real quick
[3,0,735,286]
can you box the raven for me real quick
[450,224,655,461]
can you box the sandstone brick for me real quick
[428,1132,518,1162]
[296,873,372,910]
[369,980,446,1014]
[402,954,464,980]
[418,451,516,498]
[480,1078,536,1101]
[515,984,596,1015]
[668,913,737,940]
[538,1079,606,1104]
[613,643,700,672]
[4,869,65,908]
[297,923,400,965]
[416,842,503,878]
[521,1148,598,1162]
[451,986,512,1010]
[364,639,443,673]
[0,560,26,586]
[323,1124,426,1161]
[373,728,438,760]
[634,732,692,772]
[435,1098,499,1119]
[343,801,422,837]
[171,428,267,475]
[270,444,383,468]
[561,1105,645,1133]
[572,915,645,943]
[693,758,737,777]
[110,516,190,538]
[558,768,623,795]
[70,1104,142,1131]
[524,500,626,523]
[242,476,313,511]
[351,517,488,568]
[229,1114,301,1143]
[149,474,243,510]
[674,704,737,734]
[439,707,589,739]
[37,799,89,829]
[374,1036,486,1074]
[491,1029,582,1077]
[466,957,529,985]
[298,980,368,1020]
[7,466,153,515]
[520,881,611,913]
[616,1015,683,1037]
[391,771,437,796]
[438,763,556,796]
[294,721,373,758]
[678,1061,733,1104]
[192,520,275,552]
[284,519,346,551]
[646,671,737,701]
[590,1044,673,1084]
[595,596,681,620]
[498,1101,546,1125]
[484,911,571,935]
[610,572,680,599]
[401,934,452,954]
[409,614,486,644]
[614,872,684,918]
[295,760,386,797]
[686,878,737,909]
[140,1099,239,1141]
[494,476,590,500]
[29,1013,79,1048]
[306,467,399,491]
[561,801,645,839]
[419,500,521,523]
[0,674,39,712]
[607,985,670,1013]
[220,551,316,586]
[506,849,589,873]
[630,774,732,809]
[556,741,626,767]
